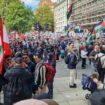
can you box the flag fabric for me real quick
[67,4,72,20]
[94,21,105,33]
[101,21,105,27]
[91,21,103,35]
[0,24,3,75]
[95,25,104,33]
[0,18,12,75]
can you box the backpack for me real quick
[65,55,69,64]
[82,74,89,90]
[95,55,104,69]
[44,63,55,82]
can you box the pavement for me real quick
[0,59,91,105]
[53,59,91,105]
[53,77,90,105]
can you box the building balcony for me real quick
[71,13,105,23]
[73,0,94,10]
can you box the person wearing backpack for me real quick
[34,52,55,99]
[95,53,105,83]
[34,52,47,95]
[89,45,100,74]
[46,53,56,99]
[65,43,78,88]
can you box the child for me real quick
[91,72,104,90]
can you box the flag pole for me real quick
[66,0,69,36]
[67,0,68,29]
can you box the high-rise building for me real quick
[54,0,71,33]
[70,0,105,29]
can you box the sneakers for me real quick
[69,84,77,88]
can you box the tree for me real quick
[34,6,54,31]
[0,0,34,33]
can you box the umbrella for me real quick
[90,90,105,105]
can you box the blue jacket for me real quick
[65,53,77,69]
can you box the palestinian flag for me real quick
[95,21,105,33]
[67,4,72,20]
[0,18,12,75]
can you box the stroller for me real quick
[82,74,97,99]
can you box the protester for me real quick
[34,52,47,94]
[95,52,105,83]
[65,43,78,88]
[89,45,100,74]
[81,46,88,69]
[91,72,103,90]
[1,23,105,105]
[3,55,32,105]
[0,56,12,92]
[22,52,36,94]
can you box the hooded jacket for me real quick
[4,66,32,105]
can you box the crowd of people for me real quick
[0,29,105,105]
[0,38,62,105]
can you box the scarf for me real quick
[35,60,43,84]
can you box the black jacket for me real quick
[65,53,77,69]
[3,66,32,105]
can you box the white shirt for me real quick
[81,50,87,58]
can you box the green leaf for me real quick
[0,0,34,33]
[34,6,54,31]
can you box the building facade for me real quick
[54,0,71,33]
[70,0,105,29]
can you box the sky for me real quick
[21,0,41,10]
[21,0,56,11]
[21,0,56,10]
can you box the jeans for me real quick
[90,62,96,75]
[35,81,54,99]
[99,69,105,83]
[48,81,53,99]
[81,58,86,68]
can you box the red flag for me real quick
[0,18,12,74]
[67,4,72,19]
[0,18,3,74]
